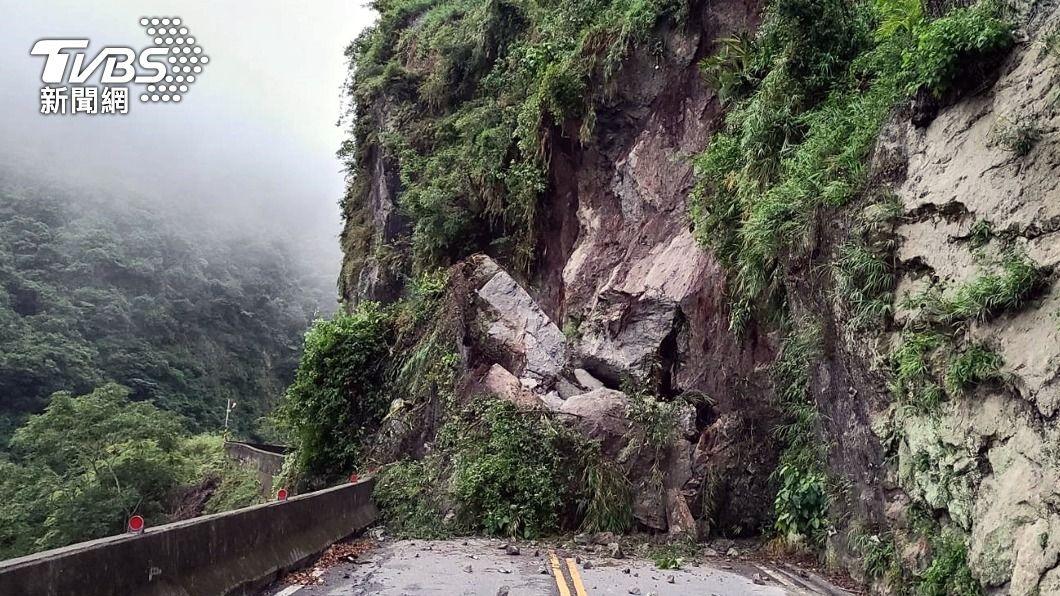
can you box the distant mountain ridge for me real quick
[0,174,334,443]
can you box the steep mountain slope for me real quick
[321,0,1060,592]
[0,176,332,442]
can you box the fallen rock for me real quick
[559,389,631,455]
[665,487,697,538]
[480,364,543,410]
[556,377,584,399]
[592,532,617,545]
[472,256,567,382]
[608,542,625,559]
[463,564,473,573]
[497,587,510,596]
[711,539,734,553]
[540,391,565,411]
[505,545,521,556]
[576,291,682,381]
[574,368,605,390]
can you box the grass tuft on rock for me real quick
[945,343,1003,395]
[919,252,1045,325]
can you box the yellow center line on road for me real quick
[564,557,589,596]
[548,551,573,596]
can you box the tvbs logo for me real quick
[31,17,208,116]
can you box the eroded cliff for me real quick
[325,0,1060,592]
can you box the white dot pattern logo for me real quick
[139,16,207,103]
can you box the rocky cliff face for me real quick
[339,0,1060,592]
[346,0,784,538]
[879,7,1060,592]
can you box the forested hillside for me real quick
[0,174,333,444]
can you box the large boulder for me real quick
[558,388,700,534]
[558,388,631,455]
[470,255,567,385]
[479,364,544,410]
[575,290,679,384]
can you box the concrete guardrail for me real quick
[223,441,288,493]
[0,478,378,596]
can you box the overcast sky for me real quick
[0,0,378,280]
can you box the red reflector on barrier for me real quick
[277,488,289,501]
[128,515,145,533]
[349,473,359,483]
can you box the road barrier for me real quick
[223,441,288,493]
[0,478,378,596]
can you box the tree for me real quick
[1,384,184,556]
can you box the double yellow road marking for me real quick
[548,550,588,596]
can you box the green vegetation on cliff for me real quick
[690,0,1013,329]
[690,0,1016,581]
[341,0,685,275]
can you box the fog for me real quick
[0,0,377,292]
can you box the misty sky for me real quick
[0,0,377,280]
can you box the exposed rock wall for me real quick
[883,9,1060,593]
[530,0,783,536]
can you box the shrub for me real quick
[450,399,566,538]
[652,549,685,570]
[623,377,682,451]
[374,457,451,538]
[917,532,981,596]
[577,445,633,533]
[176,434,264,515]
[850,530,901,581]
[1045,26,1060,59]
[993,118,1043,156]
[278,302,392,483]
[901,1,1014,96]
[968,219,993,249]
[772,323,823,471]
[773,463,829,546]
[890,331,947,411]
[770,323,830,545]
[835,240,896,329]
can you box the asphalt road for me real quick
[265,538,849,596]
